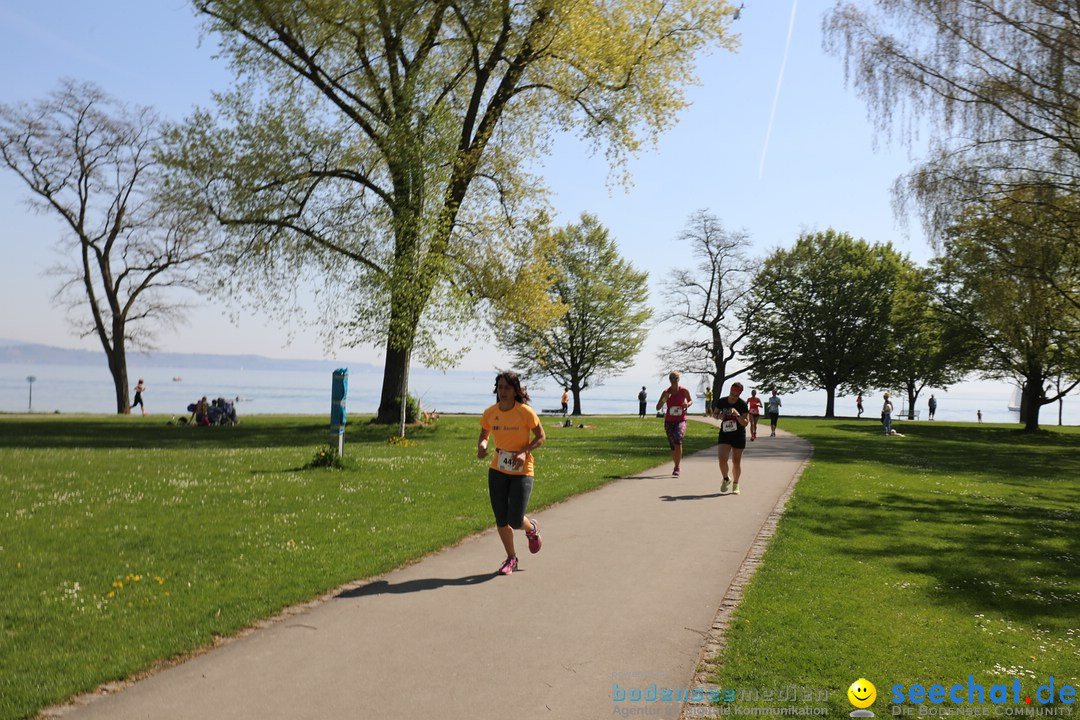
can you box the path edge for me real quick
[679,437,815,720]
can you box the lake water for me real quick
[2,360,1076,427]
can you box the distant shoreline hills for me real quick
[0,339,384,374]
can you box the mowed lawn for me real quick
[710,419,1080,715]
[0,413,715,720]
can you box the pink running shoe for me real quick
[526,519,542,554]
[673,466,681,477]
[497,556,518,575]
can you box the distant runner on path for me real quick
[657,371,693,476]
[714,381,750,495]
[477,371,545,576]
[132,379,146,416]
[747,389,762,441]
[767,389,782,437]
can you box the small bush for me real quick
[390,394,422,424]
[305,445,344,469]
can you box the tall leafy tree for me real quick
[743,230,905,417]
[166,0,740,423]
[935,191,1080,432]
[656,210,763,399]
[883,264,978,419]
[0,80,218,414]
[501,214,651,415]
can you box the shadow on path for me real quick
[336,573,498,598]
[659,493,726,501]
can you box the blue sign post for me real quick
[331,368,348,456]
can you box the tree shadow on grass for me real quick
[336,573,498,598]
[799,423,1080,483]
[787,489,1080,624]
[0,418,452,450]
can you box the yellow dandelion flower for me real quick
[155,576,165,585]
[107,591,116,599]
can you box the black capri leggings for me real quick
[488,468,534,529]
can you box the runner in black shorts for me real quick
[478,371,546,575]
[713,381,749,495]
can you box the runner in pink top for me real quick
[747,389,763,441]
[656,370,693,476]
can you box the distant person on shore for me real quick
[195,396,210,426]
[977,409,983,423]
[478,371,545,576]
[928,394,937,420]
[767,389,782,437]
[715,381,750,495]
[881,393,894,435]
[704,385,713,416]
[638,386,648,418]
[747,389,763,441]
[657,371,693,476]
[856,393,864,418]
[132,379,146,416]
[561,387,569,415]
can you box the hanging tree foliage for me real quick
[824,0,1080,230]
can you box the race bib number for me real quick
[497,449,521,472]
[669,406,684,417]
[722,419,738,433]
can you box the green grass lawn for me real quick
[709,419,1080,715]
[0,413,713,720]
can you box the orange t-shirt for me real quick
[481,402,541,476]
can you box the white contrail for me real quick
[759,0,799,180]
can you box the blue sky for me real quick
[0,0,933,375]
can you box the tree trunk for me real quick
[906,382,918,420]
[104,328,130,415]
[375,295,417,424]
[374,214,425,424]
[1021,375,1042,432]
[376,343,410,424]
[571,385,582,416]
[711,337,726,401]
[824,384,836,418]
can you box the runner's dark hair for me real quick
[493,371,531,404]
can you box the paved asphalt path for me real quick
[51,419,811,720]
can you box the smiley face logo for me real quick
[847,678,877,709]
